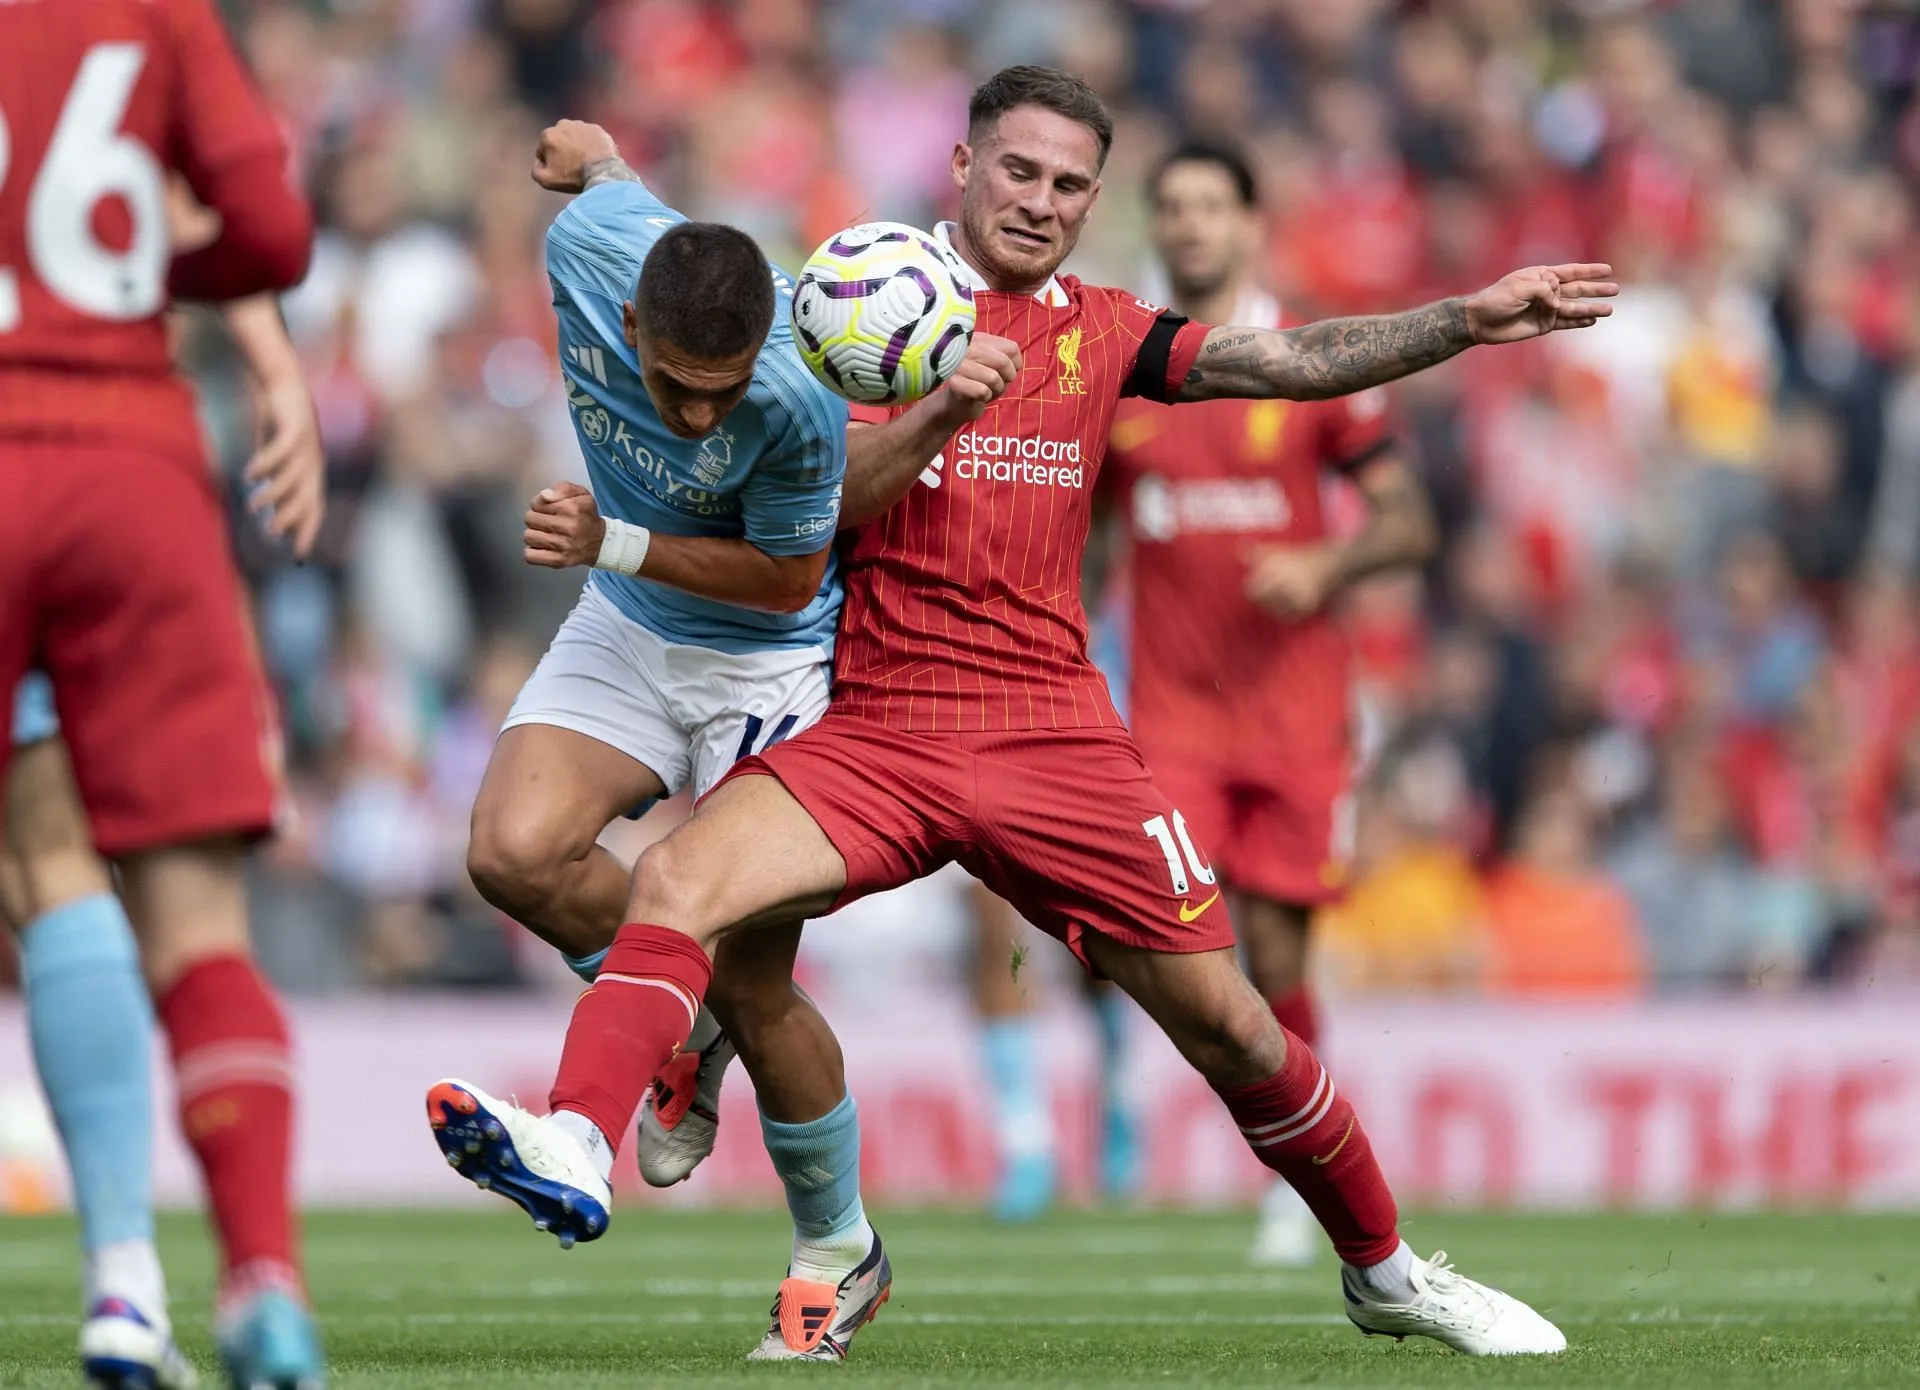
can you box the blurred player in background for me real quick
[436,65,1611,1358]
[1104,141,1438,1265]
[0,3,322,1386]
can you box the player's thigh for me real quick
[475,588,682,873]
[0,727,115,929]
[471,723,668,880]
[115,836,250,995]
[631,771,848,944]
[38,447,279,858]
[979,730,1238,962]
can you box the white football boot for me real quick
[1247,1179,1320,1269]
[1343,1249,1567,1355]
[636,1006,733,1187]
[746,1228,892,1363]
[425,1080,611,1248]
[79,1296,198,1389]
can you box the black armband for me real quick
[1122,312,1191,402]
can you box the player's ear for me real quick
[622,300,640,349]
[951,142,971,193]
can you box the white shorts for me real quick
[503,583,832,800]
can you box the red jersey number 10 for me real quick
[0,43,169,333]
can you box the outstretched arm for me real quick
[1177,264,1617,403]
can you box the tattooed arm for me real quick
[1177,264,1619,403]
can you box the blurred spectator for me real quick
[1481,765,1648,998]
[1315,735,1487,997]
[1609,736,1818,991]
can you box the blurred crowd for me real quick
[165,0,1920,999]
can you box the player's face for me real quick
[951,104,1103,292]
[1150,161,1258,299]
[625,303,758,439]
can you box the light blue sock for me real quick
[760,1093,866,1239]
[1091,989,1130,1111]
[981,1016,1051,1159]
[761,1094,871,1281]
[563,947,607,983]
[21,892,155,1253]
[1091,989,1142,1198]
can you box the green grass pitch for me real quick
[2,1208,1917,1388]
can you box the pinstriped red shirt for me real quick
[836,277,1209,733]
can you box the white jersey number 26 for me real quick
[0,43,169,333]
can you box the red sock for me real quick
[1217,1028,1399,1266]
[157,955,300,1298]
[1267,985,1319,1048]
[549,923,712,1146]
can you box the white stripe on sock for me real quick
[1238,1069,1329,1139]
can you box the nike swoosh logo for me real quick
[1178,890,1221,923]
[1312,1117,1356,1166]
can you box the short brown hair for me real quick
[636,222,774,360]
[967,64,1114,168]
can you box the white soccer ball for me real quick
[791,222,976,405]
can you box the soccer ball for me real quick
[791,222,976,405]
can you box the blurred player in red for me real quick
[0,3,322,1387]
[1104,142,1437,1266]
[433,65,1611,1358]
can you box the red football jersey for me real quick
[1104,294,1392,766]
[837,262,1208,733]
[0,0,292,457]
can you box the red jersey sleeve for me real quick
[162,0,312,299]
[1318,385,1396,473]
[1096,288,1208,403]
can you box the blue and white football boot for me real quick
[426,1080,611,1249]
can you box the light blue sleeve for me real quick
[741,376,848,557]
[546,180,686,337]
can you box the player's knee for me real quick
[467,809,572,916]
[628,837,724,941]
[1182,988,1288,1090]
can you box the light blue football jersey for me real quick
[546,181,848,654]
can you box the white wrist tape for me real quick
[594,518,652,576]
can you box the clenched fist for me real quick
[532,120,622,194]
[933,333,1022,425]
[524,481,604,568]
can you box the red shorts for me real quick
[728,716,1237,967]
[0,441,282,856]
[1139,743,1352,908]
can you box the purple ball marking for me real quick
[828,230,909,257]
[931,321,969,370]
[818,277,893,299]
[878,265,939,381]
